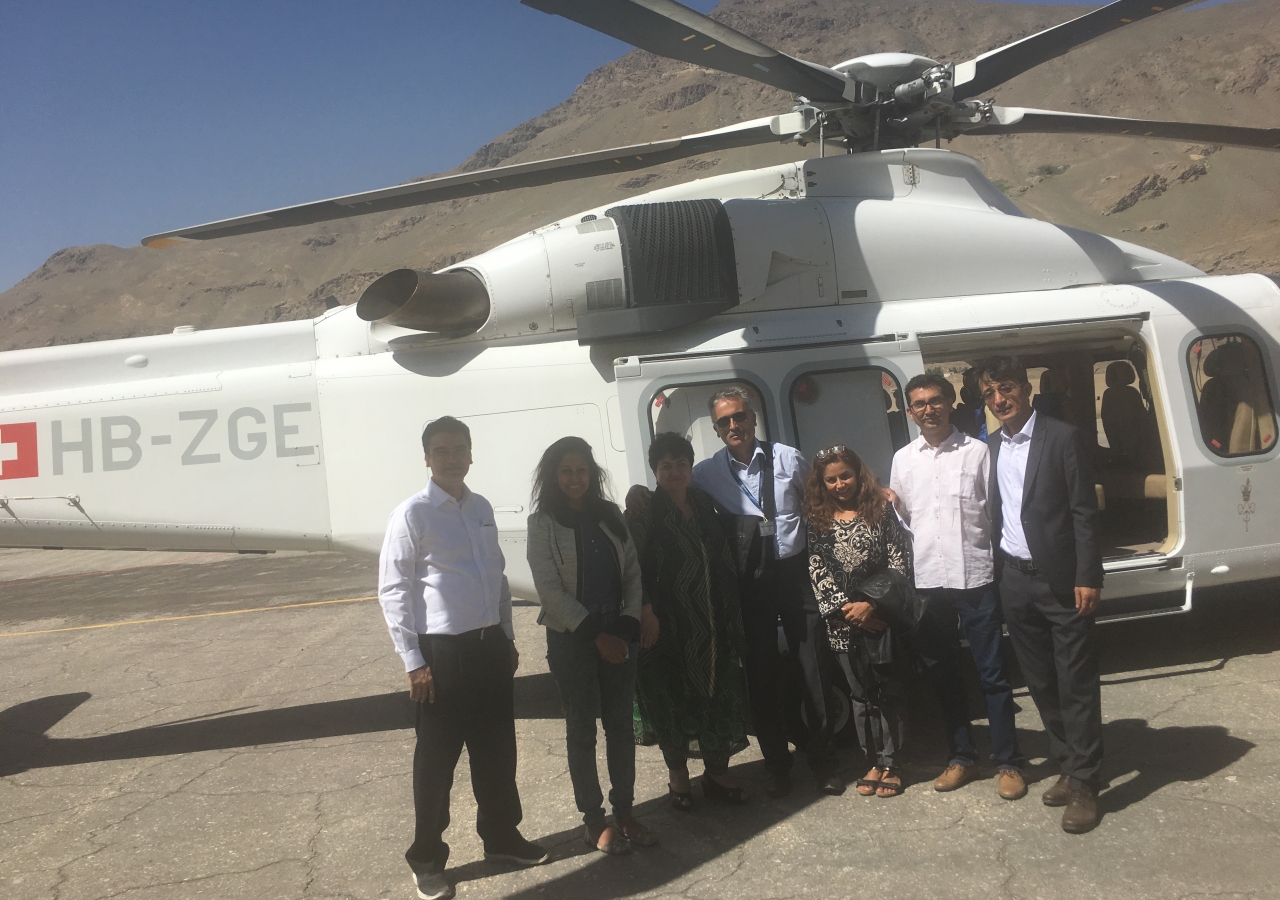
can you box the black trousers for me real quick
[739,552,837,777]
[405,630,523,874]
[999,565,1104,789]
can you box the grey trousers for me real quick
[838,651,909,769]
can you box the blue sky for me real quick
[0,0,1242,292]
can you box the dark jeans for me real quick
[999,565,1104,789]
[739,552,837,777]
[406,630,522,875]
[915,584,1024,770]
[545,628,638,828]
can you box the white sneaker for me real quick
[412,870,454,900]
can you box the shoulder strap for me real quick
[762,441,777,563]
[761,441,777,521]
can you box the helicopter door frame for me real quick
[613,334,926,490]
[917,312,1198,612]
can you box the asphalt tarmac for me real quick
[2,547,1279,900]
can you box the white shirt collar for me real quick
[1000,409,1037,445]
[426,478,469,507]
[914,426,963,453]
[726,441,764,470]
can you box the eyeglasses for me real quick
[815,444,847,461]
[979,381,1026,402]
[908,397,948,413]
[714,410,751,429]
[427,445,471,457]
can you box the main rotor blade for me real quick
[142,116,802,247]
[965,107,1280,152]
[522,0,850,103]
[953,0,1198,101]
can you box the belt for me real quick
[999,551,1039,576]
[428,624,506,641]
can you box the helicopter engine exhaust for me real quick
[356,269,490,336]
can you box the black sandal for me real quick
[583,822,631,855]
[875,769,905,798]
[856,767,885,796]
[701,775,747,804]
[668,783,694,812]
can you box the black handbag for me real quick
[853,569,926,632]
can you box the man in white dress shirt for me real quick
[690,387,843,797]
[378,416,546,900]
[889,374,1026,801]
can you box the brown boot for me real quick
[1041,774,1071,807]
[1061,786,1100,834]
[996,769,1027,801]
[933,763,977,792]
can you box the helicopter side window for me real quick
[789,367,908,486]
[1187,334,1278,458]
[649,380,769,462]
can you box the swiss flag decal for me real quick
[0,422,39,480]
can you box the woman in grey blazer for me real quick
[526,436,654,854]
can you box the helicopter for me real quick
[2,0,1280,621]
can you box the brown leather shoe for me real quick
[996,769,1027,801]
[1061,786,1100,834]
[933,763,977,792]
[1041,774,1071,807]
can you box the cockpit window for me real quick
[1187,334,1277,458]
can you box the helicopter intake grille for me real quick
[576,199,738,343]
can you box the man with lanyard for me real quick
[691,387,844,797]
[889,373,1026,801]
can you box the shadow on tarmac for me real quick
[0,671,565,776]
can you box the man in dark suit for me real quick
[976,356,1105,834]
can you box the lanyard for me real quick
[728,453,769,518]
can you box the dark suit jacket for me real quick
[988,412,1104,601]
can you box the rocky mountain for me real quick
[2,0,1278,352]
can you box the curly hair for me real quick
[804,446,886,534]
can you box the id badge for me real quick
[759,521,776,537]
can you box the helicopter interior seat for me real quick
[1099,361,1165,475]
[1032,367,1070,423]
[1198,342,1277,456]
[1089,357,1170,556]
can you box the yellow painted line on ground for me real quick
[0,595,377,638]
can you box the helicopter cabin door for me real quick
[613,334,925,491]
[1148,282,1280,592]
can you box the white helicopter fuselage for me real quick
[2,149,1277,617]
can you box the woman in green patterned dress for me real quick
[626,432,751,810]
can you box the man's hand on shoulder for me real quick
[626,484,653,517]
[883,487,901,514]
[1074,586,1101,617]
[408,665,435,704]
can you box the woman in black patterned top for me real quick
[806,446,914,797]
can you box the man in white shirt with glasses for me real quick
[889,374,1027,802]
